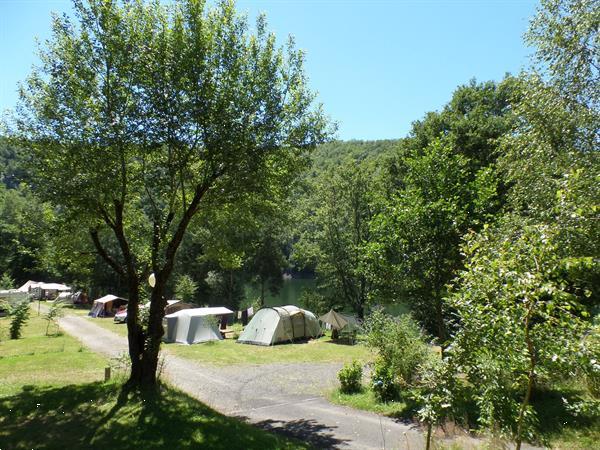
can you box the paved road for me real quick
[57,313,536,450]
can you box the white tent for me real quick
[237,305,322,346]
[163,307,233,345]
[89,294,128,318]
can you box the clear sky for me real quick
[0,0,538,140]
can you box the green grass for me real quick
[532,383,600,449]
[328,388,414,419]
[0,312,106,397]
[0,308,311,449]
[329,381,600,450]
[0,382,310,449]
[167,334,374,366]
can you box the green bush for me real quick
[362,309,432,391]
[10,301,31,339]
[371,357,399,401]
[338,360,363,394]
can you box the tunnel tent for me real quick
[163,307,233,345]
[89,294,128,318]
[237,305,322,346]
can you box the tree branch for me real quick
[90,228,125,277]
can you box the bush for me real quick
[362,309,432,390]
[371,357,399,401]
[338,360,363,394]
[9,301,31,339]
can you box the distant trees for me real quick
[293,163,377,318]
[13,0,329,386]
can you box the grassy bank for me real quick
[0,310,311,449]
[328,383,600,450]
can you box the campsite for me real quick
[1,0,599,449]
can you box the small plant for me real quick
[9,301,31,339]
[0,272,15,290]
[338,360,363,394]
[371,358,399,401]
[175,274,198,303]
[44,301,65,336]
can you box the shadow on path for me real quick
[239,415,350,449]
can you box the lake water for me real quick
[243,277,409,316]
[243,277,315,308]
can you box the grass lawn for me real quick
[0,312,106,397]
[167,334,374,366]
[0,310,311,449]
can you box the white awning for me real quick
[165,306,233,319]
[93,294,127,304]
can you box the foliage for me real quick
[0,272,15,290]
[293,163,377,318]
[365,79,515,340]
[371,357,399,402]
[298,289,330,317]
[362,309,432,396]
[9,301,30,339]
[338,360,363,394]
[43,301,65,336]
[12,0,329,385]
[447,223,596,446]
[174,275,198,304]
[525,0,599,110]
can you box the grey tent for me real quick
[89,294,128,318]
[237,305,322,346]
[163,307,233,345]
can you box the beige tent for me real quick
[237,305,321,346]
[319,309,359,331]
[89,294,128,318]
[164,301,195,315]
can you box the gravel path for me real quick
[57,314,425,449]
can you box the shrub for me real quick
[362,309,432,390]
[44,301,64,336]
[9,301,31,339]
[338,360,363,394]
[371,357,399,401]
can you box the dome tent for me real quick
[237,305,322,346]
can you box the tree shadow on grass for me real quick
[239,416,349,449]
[531,384,600,447]
[0,382,309,450]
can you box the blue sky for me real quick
[0,0,538,140]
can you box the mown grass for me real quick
[0,312,106,397]
[0,309,312,449]
[167,334,374,366]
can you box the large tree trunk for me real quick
[125,276,144,386]
[138,275,169,386]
